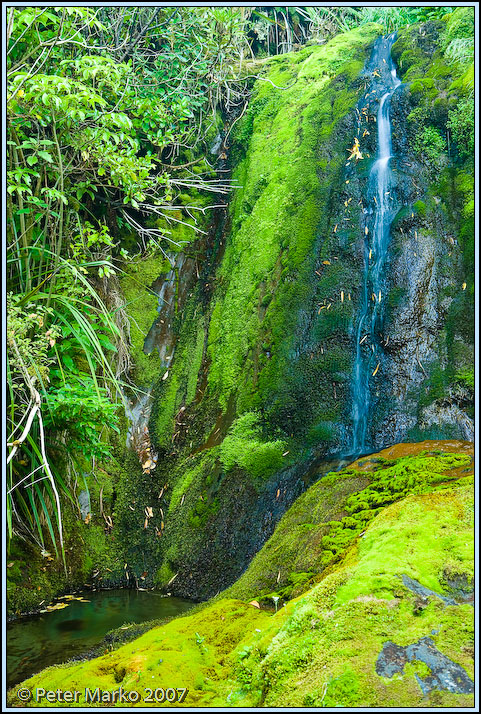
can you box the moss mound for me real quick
[224,440,473,603]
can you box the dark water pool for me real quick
[7,589,193,689]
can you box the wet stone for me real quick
[401,574,457,607]
[376,636,474,695]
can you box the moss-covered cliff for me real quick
[108,23,386,599]
[8,12,474,618]
[9,441,473,708]
[102,15,473,601]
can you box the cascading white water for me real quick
[351,34,401,455]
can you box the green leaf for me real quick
[38,150,53,163]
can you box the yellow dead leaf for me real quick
[372,362,380,377]
[462,282,467,290]
[347,137,363,161]
[322,260,331,265]
[249,600,261,609]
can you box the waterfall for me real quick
[351,34,401,455]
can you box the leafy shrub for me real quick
[44,380,119,461]
[443,7,475,46]
[413,126,446,164]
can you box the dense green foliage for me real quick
[6,6,256,554]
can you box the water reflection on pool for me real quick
[7,589,193,688]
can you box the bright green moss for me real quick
[207,24,381,441]
[10,600,270,708]
[224,447,472,604]
[219,412,288,480]
[228,481,473,708]
[9,444,474,709]
[119,254,170,388]
[167,458,207,513]
[335,482,473,604]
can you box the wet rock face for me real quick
[170,462,306,600]
[363,28,474,448]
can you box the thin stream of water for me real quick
[351,33,401,455]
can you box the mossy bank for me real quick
[9,441,474,708]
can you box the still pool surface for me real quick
[7,589,193,689]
